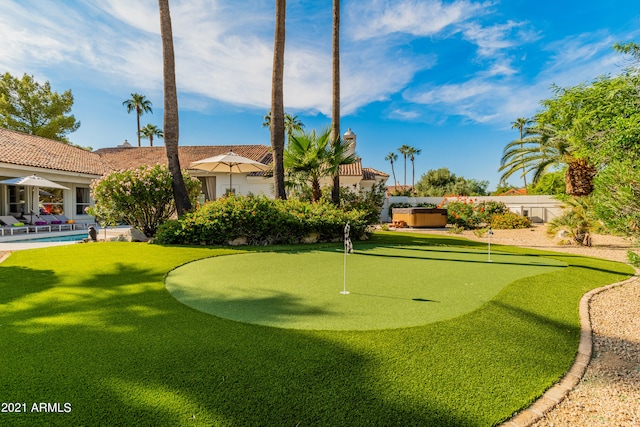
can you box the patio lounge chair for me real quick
[0,215,31,236]
[52,214,81,230]
[39,215,74,231]
[22,214,52,233]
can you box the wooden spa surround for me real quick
[391,207,448,228]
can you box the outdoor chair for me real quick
[39,215,74,231]
[0,215,31,236]
[52,214,81,230]
[22,215,52,233]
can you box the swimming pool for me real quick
[6,232,87,243]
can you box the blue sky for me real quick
[1,0,639,190]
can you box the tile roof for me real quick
[0,129,387,185]
[362,167,389,180]
[94,145,272,171]
[0,128,109,175]
[497,188,527,196]
[339,160,363,176]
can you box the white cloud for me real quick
[1,0,632,133]
[401,28,632,127]
[347,0,493,40]
[462,20,540,57]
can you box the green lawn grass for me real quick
[0,233,633,426]
[166,244,566,330]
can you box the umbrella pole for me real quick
[229,165,232,195]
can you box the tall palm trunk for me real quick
[411,157,415,191]
[311,179,322,203]
[136,109,142,147]
[158,0,191,215]
[330,0,341,204]
[565,158,596,196]
[403,155,407,188]
[518,126,527,188]
[270,0,287,200]
[391,162,397,190]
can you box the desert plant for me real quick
[546,196,597,246]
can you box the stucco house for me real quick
[0,128,388,224]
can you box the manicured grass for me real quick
[0,234,633,426]
[167,244,566,330]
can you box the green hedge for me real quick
[155,195,372,246]
[490,212,532,229]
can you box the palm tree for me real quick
[285,129,329,202]
[499,123,596,195]
[123,93,153,147]
[511,117,532,188]
[330,0,341,205]
[398,144,412,188]
[285,128,356,202]
[407,146,421,192]
[500,123,569,185]
[270,0,287,200]
[158,0,191,214]
[262,112,304,147]
[139,124,163,147]
[385,152,398,191]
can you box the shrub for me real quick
[444,197,479,229]
[546,196,596,246]
[154,195,372,246]
[475,201,508,223]
[415,202,437,208]
[627,250,640,267]
[388,202,413,216]
[447,224,464,234]
[88,165,201,237]
[490,212,531,229]
[335,182,386,225]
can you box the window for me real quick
[40,188,64,215]
[76,187,90,215]
[7,186,26,216]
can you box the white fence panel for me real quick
[380,195,563,224]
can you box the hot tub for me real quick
[391,207,448,228]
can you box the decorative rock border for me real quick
[501,274,639,427]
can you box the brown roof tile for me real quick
[94,145,272,171]
[339,160,363,176]
[362,167,389,180]
[0,128,109,175]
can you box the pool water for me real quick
[7,233,87,243]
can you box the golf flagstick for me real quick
[341,222,353,295]
[487,226,494,262]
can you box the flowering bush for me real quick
[441,196,523,229]
[88,165,201,236]
[490,212,531,229]
[154,194,372,246]
[474,201,508,223]
[442,196,480,229]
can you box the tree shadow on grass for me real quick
[173,288,333,327]
[0,265,56,304]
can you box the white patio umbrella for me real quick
[190,151,270,195]
[0,174,69,219]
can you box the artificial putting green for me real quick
[166,244,566,330]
